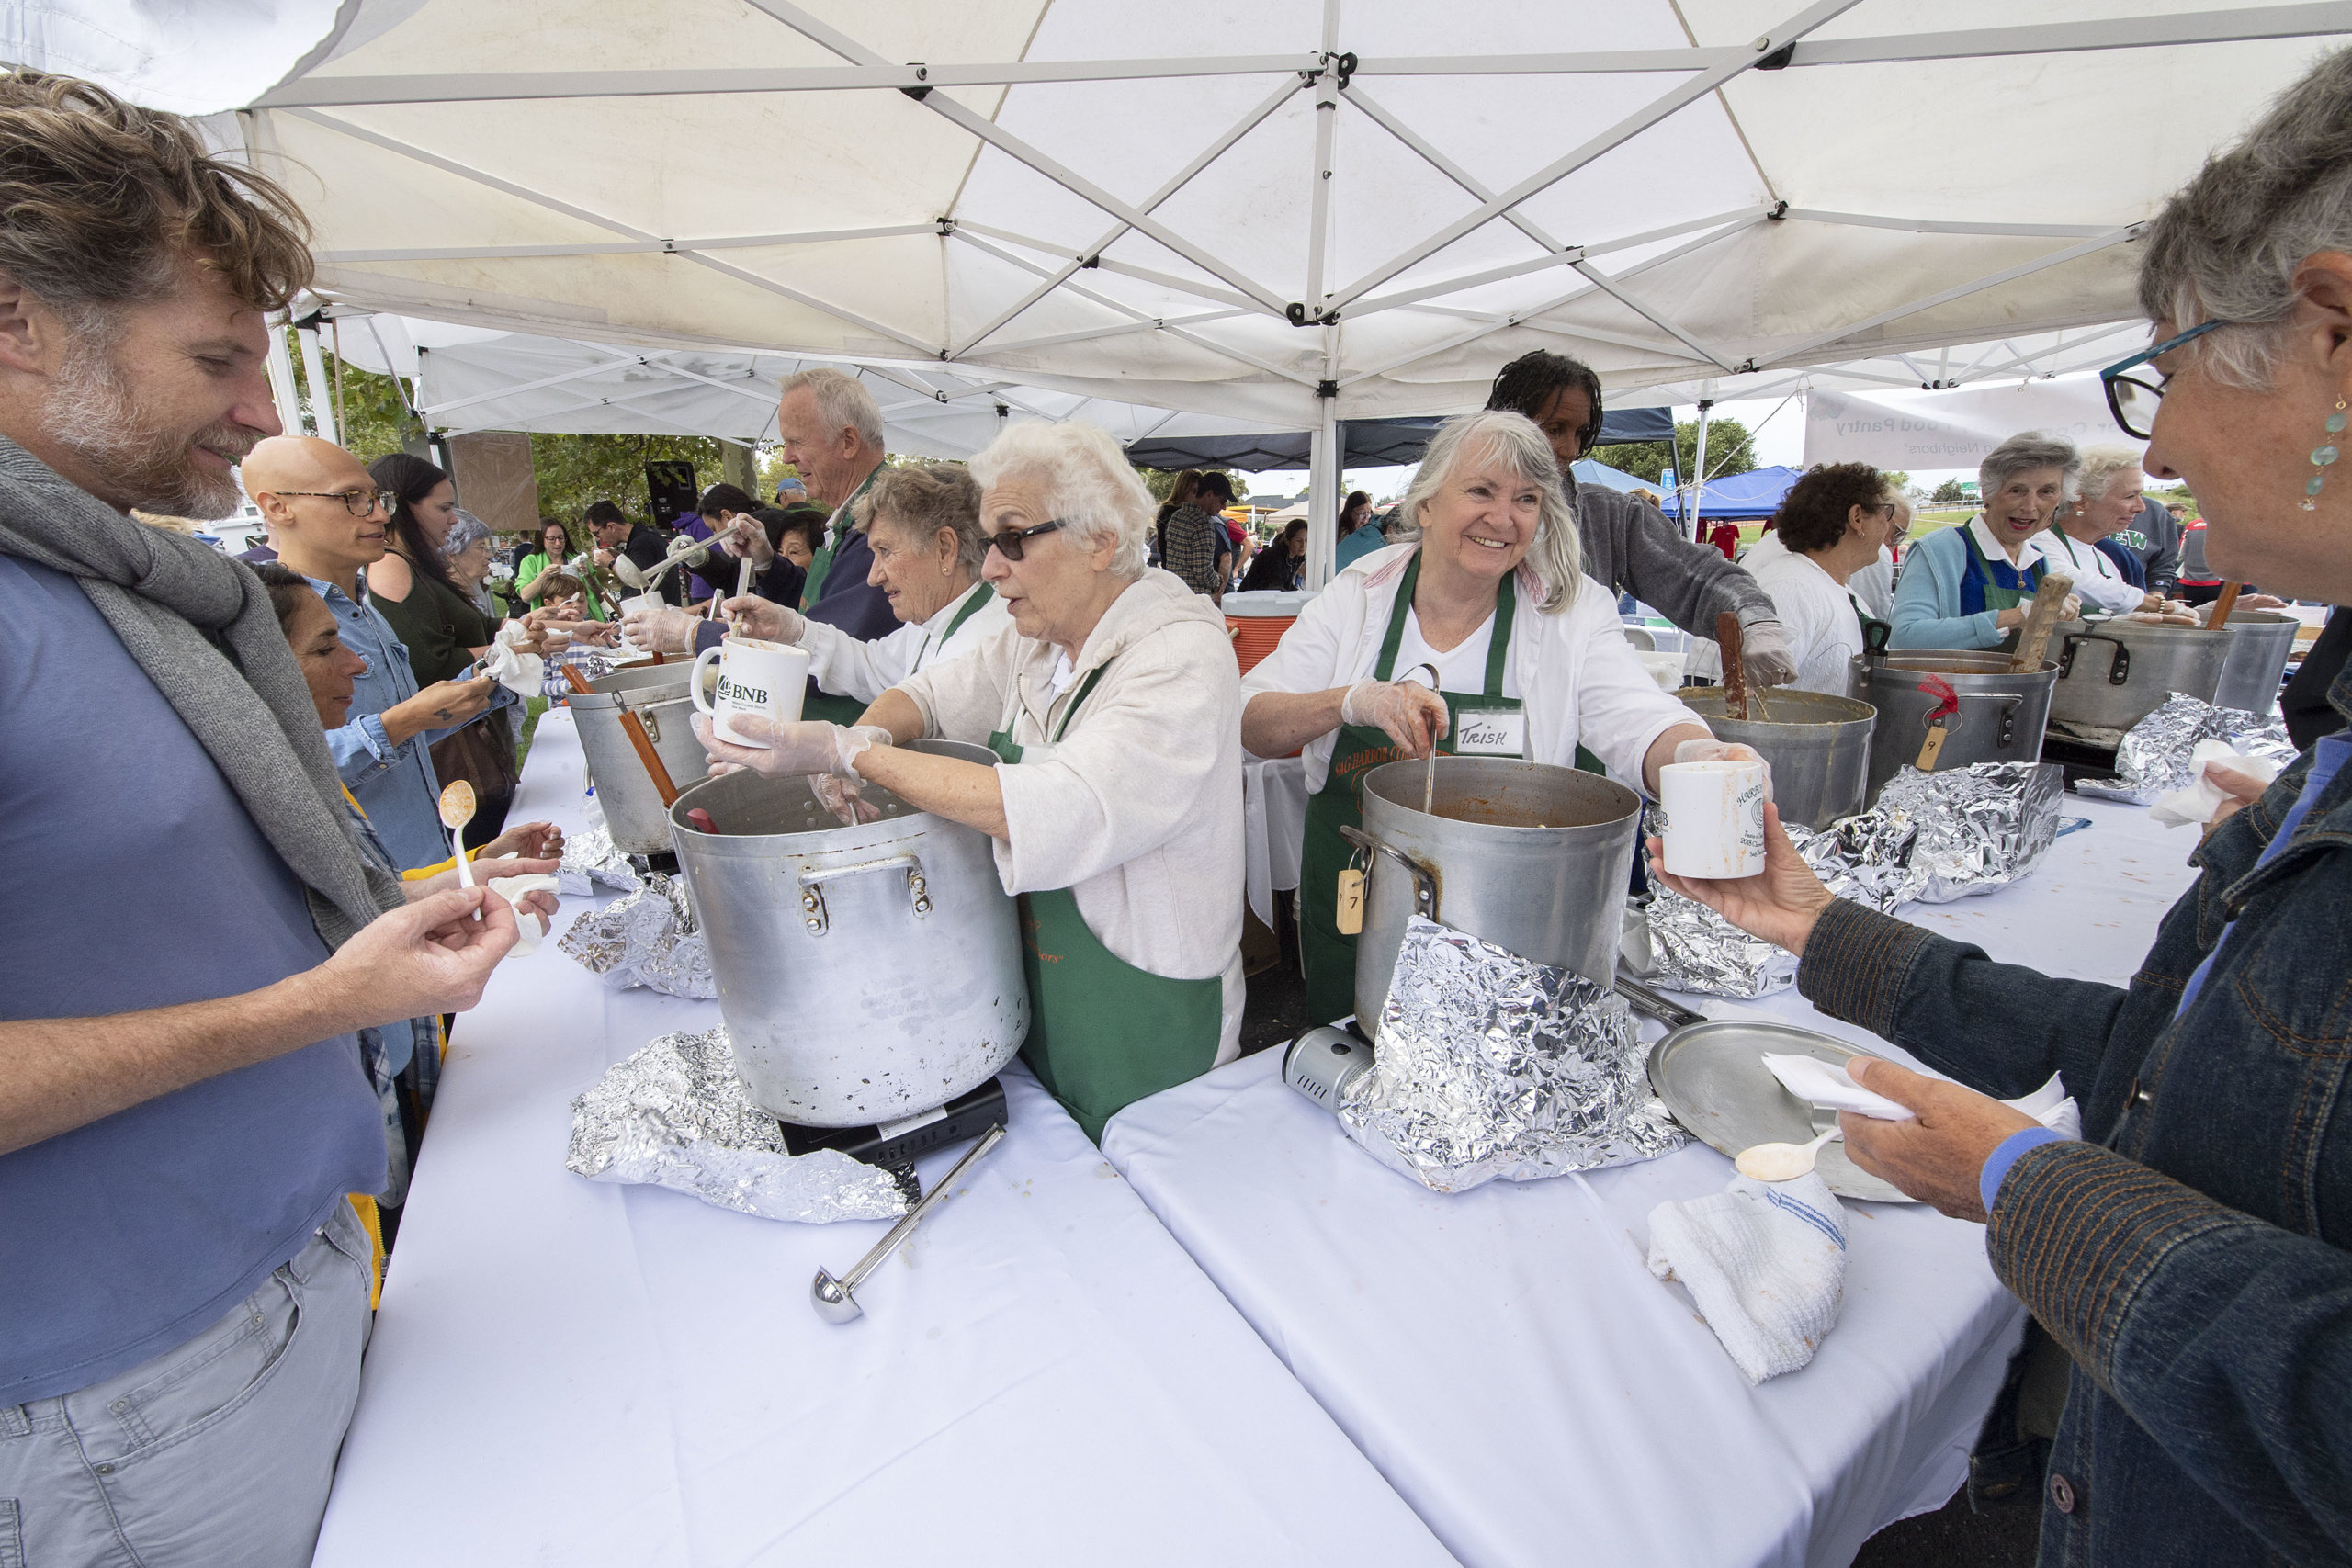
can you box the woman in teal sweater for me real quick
[1890,434,2084,649]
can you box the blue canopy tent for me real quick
[1570,457,1663,495]
[1123,406,1674,472]
[1668,464,1804,523]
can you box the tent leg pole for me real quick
[264,315,304,439]
[1689,397,1713,544]
[1307,394,1340,591]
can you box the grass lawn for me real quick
[515,695,549,769]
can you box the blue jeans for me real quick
[0,1201,373,1568]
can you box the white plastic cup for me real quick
[691,636,809,746]
[1658,759,1767,878]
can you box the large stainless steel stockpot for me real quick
[1350,757,1641,1038]
[571,662,709,854]
[669,740,1027,1126]
[2213,611,2299,717]
[2050,619,2232,731]
[1672,687,1876,829]
[1852,653,2056,801]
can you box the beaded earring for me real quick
[2306,394,2349,511]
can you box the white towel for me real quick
[2150,739,2283,829]
[484,873,561,956]
[1761,1055,2083,1137]
[481,636,546,699]
[1647,1171,1847,1383]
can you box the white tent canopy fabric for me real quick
[14,0,2351,577]
[316,310,1313,458]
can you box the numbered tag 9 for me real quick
[1916,713,1952,770]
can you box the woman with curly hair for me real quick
[1742,463,1896,694]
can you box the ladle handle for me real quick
[838,1122,1006,1292]
[619,709,680,807]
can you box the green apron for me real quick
[911,582,995,674]
[987,660,1224,1142]
[1297,550,1524,1025]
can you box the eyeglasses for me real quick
[983,517,1066,562]
[278,489,397,518]
[2100,319,2233,440]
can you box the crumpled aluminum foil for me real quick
[1635,763,2064,996]
[2076,694,2298,805]
[1872,761,2064,903]
[1338,917,1685,1192]
[558,824,642,897]
[567,1025,910,1223]
[558,873,716,998]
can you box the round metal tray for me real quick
[1646,1019,1916,1203]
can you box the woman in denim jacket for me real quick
[1655,49,2352,1568]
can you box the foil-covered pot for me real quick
[2077,694,2296,806]
[1337,916,1685,1192]
[558,824,642,897]
[1871,761,2064,903]
[566,1026,911,1224]
[1638,763,2063,996]
[558,873,716,998]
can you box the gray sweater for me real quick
[1566,472,1776,637]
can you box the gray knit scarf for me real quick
[0,436,400,946]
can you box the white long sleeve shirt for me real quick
[798,580,1011,705]
[890,569,1246,1066]
[2041,527,2146,616]
[1239,543,1701,795]
[1744,548,1865,697]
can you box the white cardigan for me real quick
[891,570,1246,1066]
[1240,543,1702,795]
[798,581,1011,705]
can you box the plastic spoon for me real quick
[438,780,478,886]
[1735,1125,1838,1182]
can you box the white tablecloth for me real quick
[311,710,1453,1568]
[1103,796,2202,1568]
[1244,755,1308,928]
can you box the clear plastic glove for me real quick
[719,595,805,645]
[809,773,886,826]
[695,715,889,780]
[1674,737,1775,802]
[622,599,704,654]
[2060,592,2083,623]
[1736,618,1800,688]
[720,514,776,569]
[1340,678,1449,758]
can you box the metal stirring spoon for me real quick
[437,780,478,886]
[1735,1125,1838,1182]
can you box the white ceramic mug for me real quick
[692,636,809,747]
[1657,759,1768,878]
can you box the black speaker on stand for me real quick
[645,460,699,531]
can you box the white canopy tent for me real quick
[308,310,1311,458]
[15,0,2352,579]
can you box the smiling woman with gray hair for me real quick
[694,421,1244,1139]
[1237,409,1729,1023]
[1652,46,2352,1567]
[1889,431,2085,648]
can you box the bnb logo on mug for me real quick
[717,674,770,706]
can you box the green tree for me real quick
[1137,467,1236,505]
[1883,470,1911,491]
[1589,418,1756,486]
[1932,477,1967,503]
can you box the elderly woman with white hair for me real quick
[2044,446,2174,615]
[695,422,1243,1140]
[1889,433,2084,649]
[1240,409,1733,1025]
[1653,47,2352,1565]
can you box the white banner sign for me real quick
[1804,376,2140,470]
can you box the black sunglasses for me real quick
[984,517,1066,562]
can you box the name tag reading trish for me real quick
[1453,708,1523,756]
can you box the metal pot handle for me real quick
[632,694,695,745]
[2059,632,2132,686]
[1338,823,1439,923]
[796,852,931,935]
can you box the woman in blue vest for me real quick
[1888,433,2083,649]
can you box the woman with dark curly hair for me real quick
[1741,462,1893,694]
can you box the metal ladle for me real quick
[810,1122,1006,1325]
[1400,661,1442,816]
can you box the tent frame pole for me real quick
[1688,399,1714,545]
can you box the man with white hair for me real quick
[626,368,897,718]
[0,72,537,1566]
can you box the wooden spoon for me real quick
[2208,582,2243,629]
[1715,612,1749,721]
[438,780,478,886]
[2010,573,2075,672]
